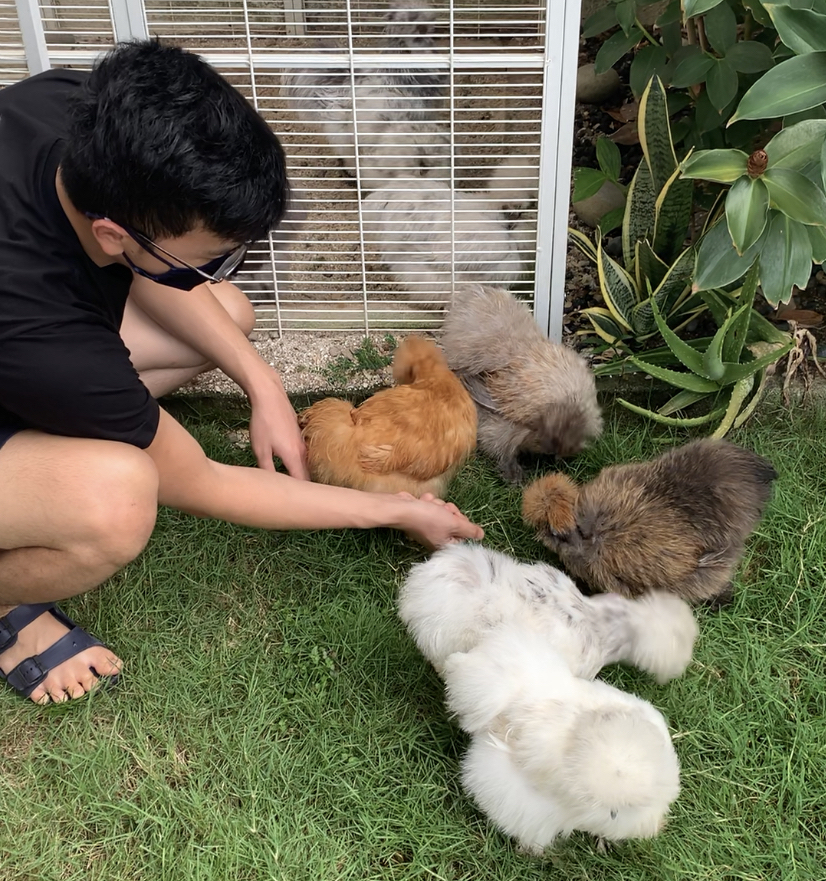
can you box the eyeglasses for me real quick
[86,213,249,291]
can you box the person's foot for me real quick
[0,608,122,704]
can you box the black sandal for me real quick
[0,603,118,699]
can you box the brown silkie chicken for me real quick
[440,285,603,483]
[299,336,477,497]
[522,439,777,606]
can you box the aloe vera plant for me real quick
[571,76,703,350]
[616,259,793,437]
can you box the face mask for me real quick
[86,213,249,291]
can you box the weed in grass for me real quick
[1,391,825,880]
[322,336,398,389]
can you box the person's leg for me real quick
[0,430,159,703]
[121,281,256,397]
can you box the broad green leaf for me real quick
[710,376,755,439]
[765,119,826,174]
[726,41,775,74]
[695,89,727,135]
[598,241,638,330]
[726,176,770,253]
[595,27,643,75]
[622,162,657,266]
[693,218,765,291]
[671,48,715,89]
[658,389,712,416]
[627,358,721,392]
[681,148,749,183]
[639,76,677,193]
[762,166,826,225]
[730,52,826,123]
[784,105,826,126]
[807,222,826,261]
[742,0,773,28]
[630,45,671,97]
[707,58,740,112]
[661,19,683,55]
[653,169,695,264]
[684,0,724,16]
[723,258,760,363]
[573,167,608,203]
[658,0,683,27]
[582,307,629,345]
[618,398,726,426]
[719,337,794,383]
[596,136,622,182]
[616,0,637,36]
[763,2,826,55]
[668,92,693,115]
[704,1,738,55]
[759,211,814,306]
[650,298,713,378]
[582,5,618,38]
[598,205,626,234]
[821,133,826,192]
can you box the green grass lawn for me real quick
[2,391,825,881]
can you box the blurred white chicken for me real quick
[444,623,681,853]
[398,543,698,684]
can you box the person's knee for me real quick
[79,445,159,570]
[215,281,256,337]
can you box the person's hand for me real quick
[393,492,484,550]
[248,373,310,480]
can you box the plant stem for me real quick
[686,16,698,46]
[744,11,754,41]
[634,17,658,46]
[697,15,710,53]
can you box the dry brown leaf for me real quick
[609,121,640,145]
[773,308,823,328]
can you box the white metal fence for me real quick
[3,0,580,340]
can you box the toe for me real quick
[29,685,51,705]
[66,681,89,700]
[47,685,68,703]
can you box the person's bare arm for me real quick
[129,276,308,478]
[145,409,484,549]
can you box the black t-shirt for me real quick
[0,69,159,448]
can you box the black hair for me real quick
[60,39,288,242]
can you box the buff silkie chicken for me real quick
[299,336,477,498]
[522,438,777,606]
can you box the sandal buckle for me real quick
[13,657,47,689]
[0,617,17,653]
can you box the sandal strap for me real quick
[3,608,105,698]
[0,602,56,654]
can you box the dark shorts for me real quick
[0,425,21,450]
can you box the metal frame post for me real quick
[109,0,149,42]
[533,0,581,342]
[14,0,50,74]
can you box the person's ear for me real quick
[89,218,129,257]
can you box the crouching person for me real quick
[0,40,483,705]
